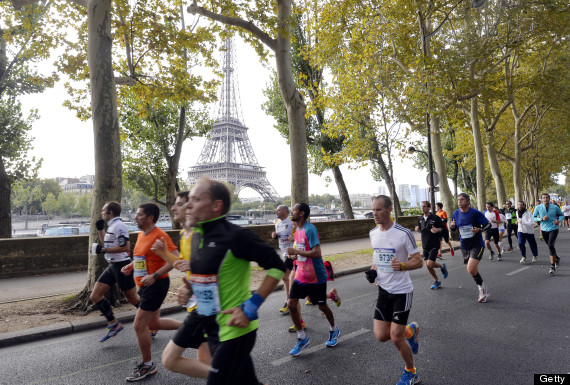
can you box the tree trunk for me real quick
[485,143,506,206]
[0,155,11,238]
[167,105,186,229]
[430,115,455,212]
[71,0,123,311]
[372,154,402,219]
[332,165,354,219]
[276,0,308,205]
[470,97,486,210]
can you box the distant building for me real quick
[55,175,95,195]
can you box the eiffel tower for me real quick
[187,38,280,202]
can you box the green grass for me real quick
[323,249,373,261]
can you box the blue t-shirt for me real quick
[452,207,489,249]
[533,204,564,232]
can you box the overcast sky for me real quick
[19,37,430,199]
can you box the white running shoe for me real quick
[520,257,526,264]
[478,284,490,303]
[532,256,538,263]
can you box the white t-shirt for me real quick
[484,210,499,229]
[104,217,130,262]
[498,214,506,231]
[562,205,570,216]
[369,223,419,294]
[275,217,294,255]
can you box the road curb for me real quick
[0,246,461,348]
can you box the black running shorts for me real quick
[172,312,217,349]
[138,277,170,312]
[374,285,412,325]
[97,260,136,292]
[289,281,327,304]
[484,228,500,243]
[460,247,484,264]
[423,248,439,262]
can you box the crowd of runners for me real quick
[89,183,563,385]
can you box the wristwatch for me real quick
[153,272,160,279]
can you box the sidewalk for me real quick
[0,232,460,348]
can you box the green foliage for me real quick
[41,192,58,217]
[57,193,76,218]
[75,192,92,217]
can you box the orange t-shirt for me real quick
[436,209,449,229]
[132,227,177,287]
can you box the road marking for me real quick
[270,328,370,366]
[506,267,531,276]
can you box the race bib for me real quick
[505,213,512,220]
[191,274,221,316]
[373,248,396,273]
[459,225,475,239]
[278,236,293,249]
[295,242,307,262]
[133,256,148,277]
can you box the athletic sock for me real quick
[329,325,337,332]
[95,299,115,322]
[473,273,483,286]
[405,367,417,374]
[144,361,153,366]
[296,330,306,340]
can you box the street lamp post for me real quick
[417,0,486,213]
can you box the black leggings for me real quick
[208,330,261,385]
[542,229,559,257]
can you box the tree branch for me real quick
[187,2,276,51]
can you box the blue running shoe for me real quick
[396,368,420,385]
[441,263,448,279]
[326,327,341,347]
[430,281,441,290]
[289,335,310,356]
[406,322,419,354]
[100,322,123,342]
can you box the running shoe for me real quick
[288,320,306,333]
[405,322,419,354]
[441,263,448,279]
[305,300,313,306]
[397,368,420,385]
[289,335,310,356]
[149,330,158,338]
[549,266,555,275]
[279,302,289,315]
[532,256,538,263]
[478,284,490,303]
[430,281,441,290]
[539,235,543,241]
[520,257,526,265]
[326,327,341,347]
[450,248,455,257]
[489,251,494,260]
[100,322,123,342]
[497,254,502,261]
[126,362,158,382]
[437,253,442,259]
[329,288,341,307]
[507,247,513,251]
[555,256,560,269]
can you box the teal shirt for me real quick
[533,204,564,232]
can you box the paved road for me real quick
[1,230,569,384]
[0,237,375,303]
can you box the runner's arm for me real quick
[391,252,422,271]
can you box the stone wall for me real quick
[0,217,419,278]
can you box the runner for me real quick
[562,200,570,230]
[516,201,538,264]
[90,201,139,342]
[271,205,295,315]
[366,195,422,385]
[153,191,212,379]
[449,193,492,303]
[484,202,503,261]
[415,201,448,289]
[500,201,518,251]
[286,202,341,357]
[498,211,506,254]
[435,202,454,257]
[533,193,564,274]
[177,178,286,384]
[122,203,183,382]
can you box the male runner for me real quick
[533,193,564,274]
[500,201,518,251]
[516,201,538,264]
[153,191,211,379]
[286,203,340,356]
[484,202,502,261]
[416,201,448,289]
[272,205,295,314]
[562,200,570,229]
[177,178,286,385]
[122,203,182,381]
[90,201,139,342]
[435,202,454,257]
[450,193,492,303]
[366,195,422,385]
